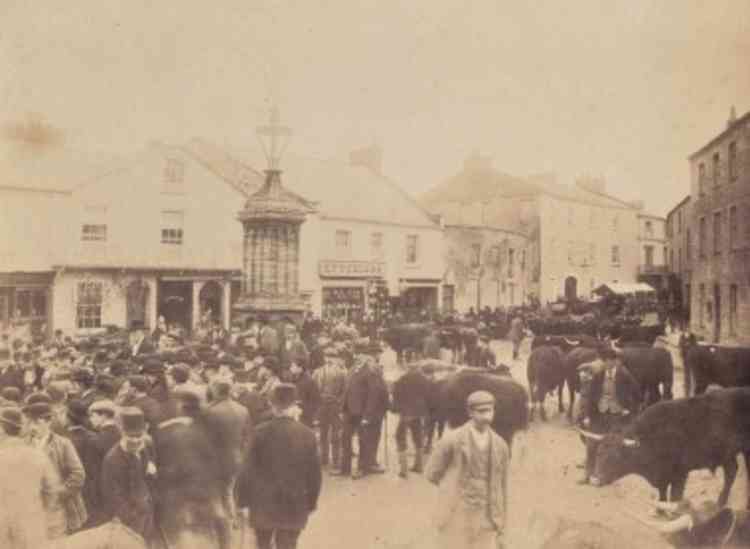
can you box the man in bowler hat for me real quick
[239,383,322,549]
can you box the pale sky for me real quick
[2,0,748,216]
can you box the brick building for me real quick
[688,107,750,344]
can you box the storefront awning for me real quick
[593,282,656,296]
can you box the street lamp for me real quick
[256,105,293,173]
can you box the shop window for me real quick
[13,289,46,319]
[161,210,184,245]
[77,282,103,329]
[406,235,419,264]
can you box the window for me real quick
[507,248,515,278]
[699,284,705,327]
[663,246,667,265]
[729,206,737,250]
[611,245,620,265]
[335,230,351,255]
[698,217,706,258]
[471,243,481,268]
[520,249,526,271]
[370,232,383,258]
[645,221,653,238]
[729,284,738,336]
[644,245,654,267]
[669,248,674,270]
[678,247,682,271]
[406,235,418,264]
[713,152,721,186]
[13,289,46,319]
[713,211,722,255]
[729,142,738,181]
[164,158,185,186]
[81,224,107,242]
[698,163,706,195]
[77,281,102,329]
[161,211,184,245]
[678,210,682,233]
[686,228,692,261]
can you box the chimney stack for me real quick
[349,145,382,175]
[728,105,738,128]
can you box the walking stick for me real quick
[383,413,389,470]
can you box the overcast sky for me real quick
[2,0,748,216]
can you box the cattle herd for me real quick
[382,315,750,521]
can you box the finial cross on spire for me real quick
[257,106,293,171]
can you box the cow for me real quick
[606,324,665,346]
[582,387,750,507]
[530,334,601,355]
[527,345,576,422]
[380,323,433,364]
[426,371,528,452]
[683,338,750,396]
[617,346,674,406]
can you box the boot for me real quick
[411,447,423,473]
[398,451,409,479]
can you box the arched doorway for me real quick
[564,276,578,301]
[199,281,222,329]
[125,280,150,330]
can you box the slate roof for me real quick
[185,139,439,229]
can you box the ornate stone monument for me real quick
[233,108,316,326]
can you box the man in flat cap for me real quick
[89,399,121,455]
[24,395,88,537]
[239,383,322,549]
[101,406,157,541]
[312,347,347,469]
[426,390,510,549]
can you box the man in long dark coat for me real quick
[239,383,322,549]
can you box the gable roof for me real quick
[184,139,439,229]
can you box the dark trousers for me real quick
[318,401,341,466]
[340,414,366,473]
[395,416,423,452]
[363,417,383,468]
[255,528,301,549]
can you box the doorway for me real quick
[158,281,192,334]
[125,281,150,330]
[564,276,578,301]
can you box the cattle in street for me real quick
[427,371,528,452]
[583,387,750,507]
[617,346,674,406]
[527,345,574,421]
[606,324,665,346]
[380,323,433,363]
[683,339,750,396]
[530,334,601,355]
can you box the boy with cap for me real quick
[23,395,88,537]
[312,347,347,468]
[425,390,510,549]
[101,406,157,541]
[239,383,322,549]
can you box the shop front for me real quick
[0,272,53,341]
[397,279,440,320]
[318,260,386,323]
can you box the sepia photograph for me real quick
[1,1,749,547]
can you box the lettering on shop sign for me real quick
[318,260,385,278]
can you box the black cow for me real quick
[530,334,601,355]
[585,387,750,507]
[380,323,433,363]
[527,346,573,421]
[607,324,665,346]
[683,339,750,396]
[618,346,674,406]
[427,371,528,452]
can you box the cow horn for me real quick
[623,438,640,448]
[576,428,604,442]
[563,338,580,346]
[656,514,693,534]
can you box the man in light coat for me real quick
[425,390,510,549]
